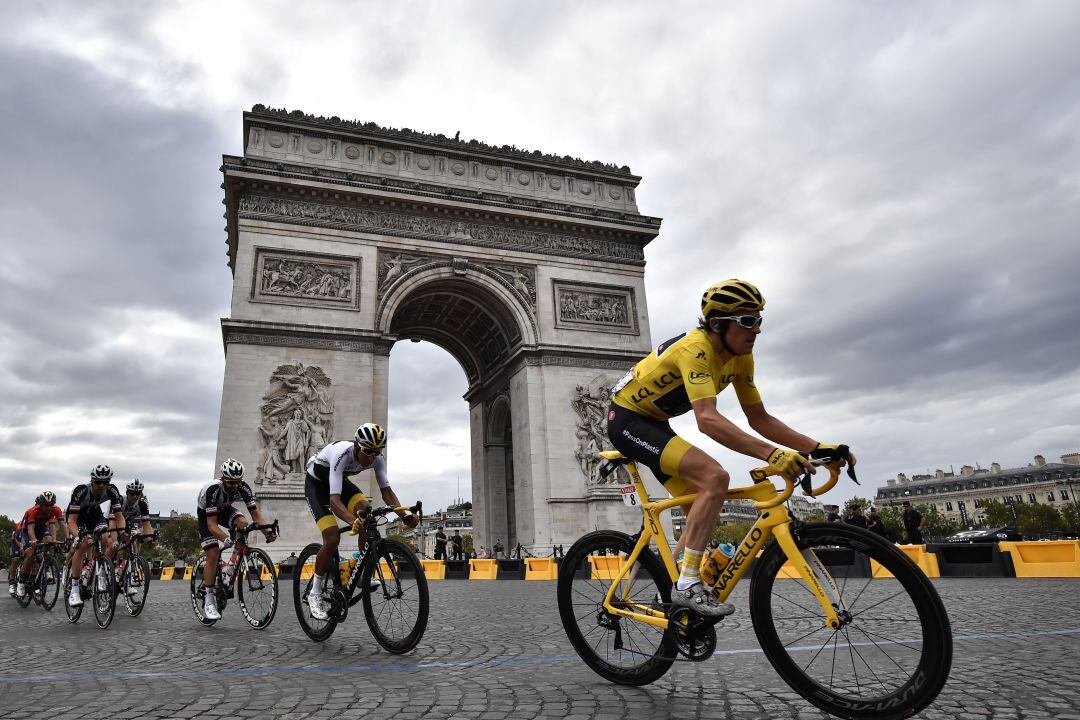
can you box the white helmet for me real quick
[220,459,244,480]
[91,464,113,481]
[354,423,387,453]
[127,479,145,494]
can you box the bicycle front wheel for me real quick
[361,538,429,654]
[123,556,151,617]
[190,554,218,626]
[237,548,278,629]
[292,543,338,641]
[62,566,82,623]
[556,531,676,686]
[92,556,116,629]
[39,556,60,611]
[750,522,952,720]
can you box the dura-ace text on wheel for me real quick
[557,530,676,686]
[750,523,952,720]
[361,538,429,654]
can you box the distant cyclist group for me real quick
[3,279,951,719]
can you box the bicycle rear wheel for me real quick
[292,543,339,641]
[39,556,60,611]
[123,555,151,617]
[62,566,83,623]
[750,523,952,720]
[556,531,676,686]
[237,547,278,629]
[92,556,116,629]
[361,538,429,654]
[189,554,218,626]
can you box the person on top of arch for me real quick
[607,279,855,617]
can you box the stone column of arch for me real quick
[213,106,664,559]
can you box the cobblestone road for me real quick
[1,577,1078,719]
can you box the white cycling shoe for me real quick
[16,582,26,598]
[68,585,83,607]
[203,598,222,621]
[308,592,330,621]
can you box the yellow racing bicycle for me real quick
[557,448,952,720]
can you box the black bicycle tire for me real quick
[92,555,117,629]
[361,538,429,654]
[62,566,82,623]
[125,555,151,617]
[749,522,953,720]
[556,530,677,686]
[237,547,278,630]
[292,543,338,641]
[40,555,60,611]
[190,554,218,627]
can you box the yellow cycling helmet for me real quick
[701,279,765,318]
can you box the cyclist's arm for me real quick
[691,397,775,461]
[205,513,230,542]
[141,520,153,537]
[740,402,818,453]
[26,521,38,544]
[66,514,80,540]
[379,486,408,518]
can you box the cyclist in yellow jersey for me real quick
[608,279,855,617]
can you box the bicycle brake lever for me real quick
[799,470,814,495]
[847,466,860,485]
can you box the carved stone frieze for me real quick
[252,248,360,310]
[255,363,335,486]
[377,250,537,310]
[224,332,380,354]
[571,375,627,489]
[238,194,644,263]
[552,280,638,334]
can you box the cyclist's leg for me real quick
[197,509,222,587]
[671,447,730,582]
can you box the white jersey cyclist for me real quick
[305,440,388,532]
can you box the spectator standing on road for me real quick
[825,504,842,523]
[450,530,464,560]
[902,501,926,544]
[867,507,889,539]
[845,504,868,529]
[492,538,504,559]
[478,545,489,559]
[434,526,447,561]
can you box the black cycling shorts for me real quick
[304,473,368,532]
[71,505,108,534]
[607,402,694,495]
[197,506,241,549]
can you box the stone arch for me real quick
[484,392,516,549]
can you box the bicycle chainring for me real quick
[669,607,718,661]
[329,588,349,622]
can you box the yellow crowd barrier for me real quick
[588,555,626,580]
[260,564,280,581]
[183,566,193,581]
[469,558,498,580]
[421,559,446,580]
[300,563,315,580]
[871,545,941,579]
[524,557,558,580]
[160,567,174,580]
[999,540,1080,578]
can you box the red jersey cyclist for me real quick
[14,492,66,599]
[7,516,28,597]
[608,279,855,617]
[304,423,417,621]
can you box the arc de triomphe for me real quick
[214,106,663,558]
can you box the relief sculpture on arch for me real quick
[256,362,335,485]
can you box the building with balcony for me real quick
[873,452,1080,525]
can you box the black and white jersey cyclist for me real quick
[118,479,155,596]
[195,459,276,621]
[304,423,417,621]
[65,464,126,607]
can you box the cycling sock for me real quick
[311,573,324,595]
[676,548,704,591]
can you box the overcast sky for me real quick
[1,2,1078,522]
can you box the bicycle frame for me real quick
[602,461,846,631]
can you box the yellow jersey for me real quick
[612,329,761,421]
